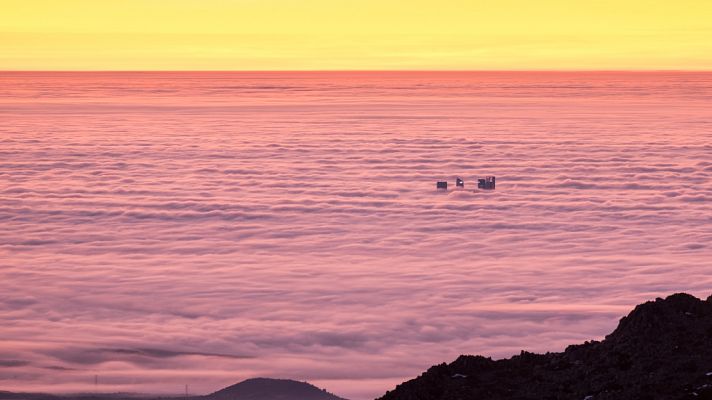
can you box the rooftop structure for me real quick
[477,176,496,190]
[437,176,495,191]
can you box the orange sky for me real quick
[2,0,712,70]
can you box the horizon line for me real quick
[3,69,712,73]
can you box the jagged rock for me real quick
[379,293,712,400]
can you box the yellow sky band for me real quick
[2,0,711,70]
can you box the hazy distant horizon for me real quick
[3,69,712,73]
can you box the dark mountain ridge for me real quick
[379,293,712,400]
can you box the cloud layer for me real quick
[1,72,711,399]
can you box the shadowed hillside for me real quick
[379,293,712,400]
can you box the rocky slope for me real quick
[379,293,712,400]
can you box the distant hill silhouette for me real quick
[0,392,59,400]
[207,378,346,400]
[0,378,346,400]
[379,293,712,400]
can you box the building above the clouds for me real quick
[477,176,496,190]
[437,176,495,191]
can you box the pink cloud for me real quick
[0,71,711,399]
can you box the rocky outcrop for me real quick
[379,293,712,400]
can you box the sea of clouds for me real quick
[1,72,711,399]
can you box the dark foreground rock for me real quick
[379,293,712,400]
